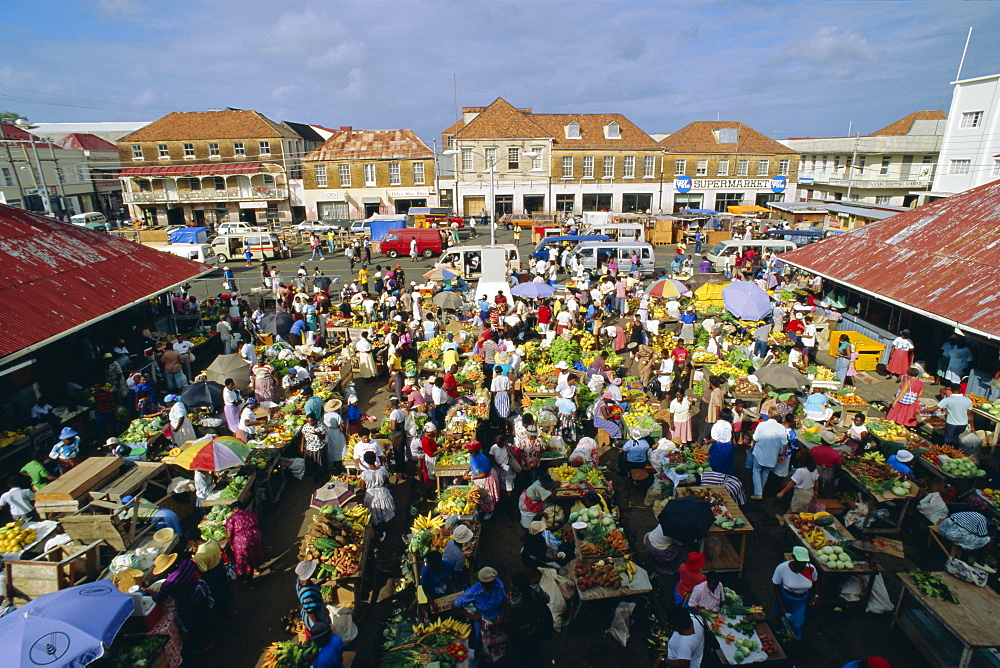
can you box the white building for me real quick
[928,73,1000,200]
[781,111,944,208]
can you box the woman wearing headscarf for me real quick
[346,395,363,435]
[250,360,276,404]
[356,331,377,379]
[593,390,623,442]
[420,423,440,488]
[466,440,500,519]
[222,377,243,435]
[491,365,512,426]
[165,394,197,447]
[237,397,263,443]
[939,510,996,572]
[360,451,395,542]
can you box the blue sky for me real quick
[1,0,997,143]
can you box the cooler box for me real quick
[828,331,885,372]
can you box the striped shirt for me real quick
[698,472,746,506]
[297,580,329,628]
[154,559,207,610]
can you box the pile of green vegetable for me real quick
[908,569,958,603]
[220,475,249,499]
[199,505,234,541]
[105,633,168,667]
[120,417,163,444]
[549,337,581,365]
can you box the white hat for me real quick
[452,525,474,544]
[630,428,643,439]
[424,422,437,432]
[528,520,547,535]
[295,560,318,580]
[555,361,569,370]
[348,396,358,404]
[224,266,230,270]
[410,281,417,286]
[895,450,914,463]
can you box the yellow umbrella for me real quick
[693,281,730,305]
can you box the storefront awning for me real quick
[727,205,769,214]
[361,197,382,204]
[119,163,263,178]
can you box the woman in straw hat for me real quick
[147,552,214,652]
[323,398,347,474]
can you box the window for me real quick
[561,156,573,178]
[75,165,87,182]
[266,204,279,223]
[531,146,543,170]
[388,162,401,186]
[961,111,983,128]
[259,141,270,156]
[494,194,513,216]
[737,159,748,176]
[484,148,497,171]
[446,137,455,149]
[880,156,891,175]
[717,159,730,176]
[644,155,655,178]
[566,121,580,139]
[0,167,12,187]
[696,159,708,176]
[234,142,245,157]
[507,147,519,170]
[209,142,220,157]
[314,165,327,187]
[606,121,620,139]
[461,148,473,172]
[778,159,790,174]
[364,163,376,186]
[412,162,425,185]
[623,155,635,178]
[183,143,194,157]
[858,156,866,173]
[187,177,201,191]
[714,192,744,211]
[674,159,686,175]
[622,193,652,213]
[834,156,841,170]
[214,177,225,190]
[717,128,739,143]
[821,156,828,172]
[603,156,615,178]
[582,193,612,211]
[949,159,971,175]
[993,159,1000,177]
[757,159,770,176]
[55,167,64,184]
[339,164,351,187]
[583,156,594,178]
[131,144,143,160]
[157,143,168,158]
[875,196,891,205]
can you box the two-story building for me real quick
[116,109,303,227]
[441,98,663,217]
[56,133,123,216]
[659,121,799,213]
[781,111,945,207]
[301,127,436,222]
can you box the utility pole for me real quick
[2,142,26,205]
[432,138,440,209]
[46,140,69,214]
[29,140,52,214]
[845,132,861,202]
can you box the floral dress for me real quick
[361,465,396,525]
[225,509,268,576]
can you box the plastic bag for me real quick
[327,605,359,642]
[605,601,636,647]
[537,568,567,631]
[918,492,949,525]
[865,574,894,614]
[808,499,827,514]
[946,557,989,587]
[279,457,305,480]
[839,576,864,602]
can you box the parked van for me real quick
[155,243,217,266]
[70,212,109,230]
[436,244,521,279]
[582,222,646,242]
[211,233,282,263]
[760,229,825,247]
[705,239,796,265]
[380,228,447,259]
[569,241,656,276]
[531,235,610,260]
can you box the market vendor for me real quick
[771,546,818,641]
[444,525,473,574]
[802,386,834,425]
[886,449,915,478]
[49,427,81,472]
[346,395,364,435]
[687,571,724,614]
[465,441,500,519]
[555,385,579,442]
[237,397,265,443]
[420,550,456,602]
[939,511,996,573]
[419,423,439,488]
[360,451,394,542]
[643,523,689,575]
[521,520,569,570]
[568,437,600,468]
[119,494,182,536]
[295,560,332,642]
[674,551,706,606]
[147,553,213,652]
[619,428,651,477]
[837,412,869,455]
[593,391,624,443]
[188,531,233,613]
[886,367,924,427]
[706,409,735,474]
[519,473,558,528]
[679,306,697,343]
[163,394,197,447]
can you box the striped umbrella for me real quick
[423,267,460,281]
[645,278,691,299]
[169,436,251,471]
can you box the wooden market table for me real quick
[676,486,753,577]
[970,407,1000,455]
[893,571,1000,668]
[838,466,920,534]
[783,514,878,603]
[914,455,981,498]
[35,457,125,518]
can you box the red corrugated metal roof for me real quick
[0,205,212,360]
[57,133,117,151]
[119,163,262,177]
[780,179,1000,339]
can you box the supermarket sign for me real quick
[674,177,788,193]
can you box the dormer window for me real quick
[605,121,620,139]
[715,128,739,143]
[566,121,580,139]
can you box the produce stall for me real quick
[677,486,753,577]
[784,513,878,603]
[379,619,472,667]
[968,396,1000,455]
[913,444,985,497]
[839,455,920,533]
[0,424,54,465]
[300,484,373,610]
[706,588,786,664]
[118,416,167,458]
[893,571,1000,668]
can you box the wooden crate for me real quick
[36,457,124,517]
[3,540,102,603]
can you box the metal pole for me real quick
[3,143,26,204]
[489,155,495,247]
[29,140,52,213]
[955,27,973,81]
[846,132,860,202]
[46,141,69,213]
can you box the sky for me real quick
[0,0,998,144]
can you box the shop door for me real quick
[463,196,486,217]
[166,206,185,226]
[364,202,381,218]
[523,195,545,214]
[192,210,205,225]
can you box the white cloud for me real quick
[98,0,146,16]
[342,68,365,101]
[305,41,365,71]
[271,85,296,100]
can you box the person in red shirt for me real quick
[671,343,689,365]
[785,316,805,344]
[675,552,707,605]
[537,301,552,333]
[443,365,459,401]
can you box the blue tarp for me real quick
[681,208,719,215]
[168,227,207,244]
[369,217,406,242]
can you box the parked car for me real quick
[70,212,109,230]
[295,220,343,233]
[380,228,447,258]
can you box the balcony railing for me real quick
[798,170,933,187]
[122,187,287,203]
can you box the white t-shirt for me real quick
[173,340,195,356]
[556,311,573,327]
[666,617,705,668]
[791,467,819,490]
[489,444,512,469]
[240,343,258,365]
[238,406,257,436]
[223,387,242,406]
[710,420,733,443]
[801,324,816,347]
[771,561,817,594]
[353,440,384,464]
[0,488,35,516]
[787,349,803,368]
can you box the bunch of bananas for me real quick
[580,332,597,351]
[617,559,637,582]
[813,366,838,382]
[412,513,445,531]
[343,505,370,528]
[691,350,719,364]
[862,451,887,465]
[805,528,827,549]
[412,618,472,640]
[0,430,27,449]
[0,519,35,553]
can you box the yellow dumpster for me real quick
[828,331,885,372]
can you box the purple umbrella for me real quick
[722,282,772,321]
[511,282,556,299]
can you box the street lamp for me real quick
[443,148,538,247]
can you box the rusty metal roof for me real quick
[0,205,213,361]
[120,163,262,178]
[780,179,1000,340]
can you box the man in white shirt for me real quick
[173,334,195,381]
[352,430,384,470]
[750,410,788,499]
[665,299,681,320]
[239,340,257,366]
[665,609,705,668]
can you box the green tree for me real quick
[0,111,29,125]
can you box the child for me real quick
[777,449,819,513]
[0,474,36,521]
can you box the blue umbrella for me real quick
[722,282,772,321]
[511,282,556,299]
[0,579,133,666]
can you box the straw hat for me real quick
[151,553,177,575]
[324,399,343,412]
[478,567,498,583]
[895,450,914,463]
[152,528,175,547]
[451,525,474,544]
[528,520,547,536]
[295,560,318,580]
[111,568,144,593]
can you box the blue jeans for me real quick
[166,370,188,390]
[310,247,324,260]
[752,461,774,497]
[753,339,768,358]
[695,241,702,254]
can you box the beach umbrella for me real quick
[311,479,354,509]
[432,291,464,310]
[179,380,225,412]
[754,364,805,389]
[169,435,251,471]
[205,354,251,391]
[657,496,715,544]
[0,580,133,666]
[693,281,729,305]
[722,282,772,321]
[646,278,691,299]
[260,312,294,336]
[511,282,556,299]
[423,267,459,281]
[312,276,332,290]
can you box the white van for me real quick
[211,233,282,263]
[70,212,109,230]
[570,241,656,276]
[216,221,268,236]
[705,239,796,265]
[582,222,646,242]
[155,243,217,266]
[436,244,521,279]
